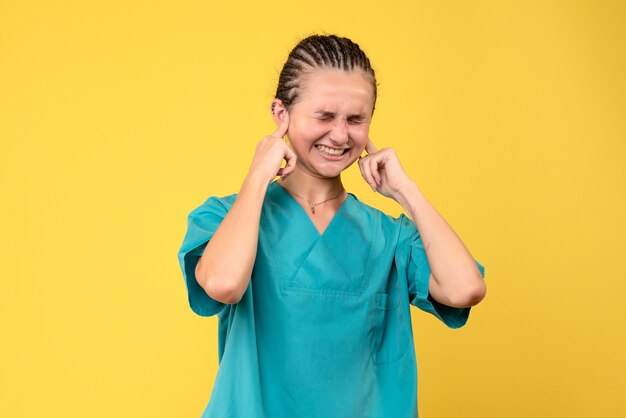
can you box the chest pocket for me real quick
[369,291,412,364]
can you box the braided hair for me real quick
[275,35,377,112]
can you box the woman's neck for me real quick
[279,167,344,202]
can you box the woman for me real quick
[178,34,486,417]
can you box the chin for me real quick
[315,162,357,179]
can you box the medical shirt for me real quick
[178,181,486,418]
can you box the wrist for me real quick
[393,179,420,202]
[241,173,271,196]
[393,180,425,215]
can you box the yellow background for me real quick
[2,0,625,417]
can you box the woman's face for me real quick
[278,69,375,179]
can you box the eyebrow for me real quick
[314,111,368,119]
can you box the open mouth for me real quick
[315,144,349,158]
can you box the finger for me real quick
[272,112,290,138]
[369,155,382,186]
[282,146,297,175]
[279,145,298,178]
[359,156,378,191]
[365,138,378,155]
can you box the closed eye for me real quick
[313,112,368,124]
[315,111,336,121]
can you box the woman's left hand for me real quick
[358,139,414,200]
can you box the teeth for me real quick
[316,145,346,157]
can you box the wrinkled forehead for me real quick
[297,68,376,113]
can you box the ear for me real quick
[271,99,289,126]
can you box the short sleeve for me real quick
[396,214,486,329]
[177,196,233,317]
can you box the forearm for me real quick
[395,181,486,308]
[195,174,268,304]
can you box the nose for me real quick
[329,119,349,145]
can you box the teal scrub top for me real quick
[178,181,485,418]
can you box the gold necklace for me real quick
[289,188,345,214]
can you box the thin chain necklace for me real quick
[289,188,345,214]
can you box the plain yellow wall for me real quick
[1,1,624,417]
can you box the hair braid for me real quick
[275,34,377,112]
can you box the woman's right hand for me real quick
[197,114,294,305]
[247,113,297,184]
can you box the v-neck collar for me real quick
[270,181,354,238]
[261,181,373,296]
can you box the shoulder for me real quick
[347,195,420,255]
[201,193,238,210]
[187,193,238,222]
[348,194,412,233]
